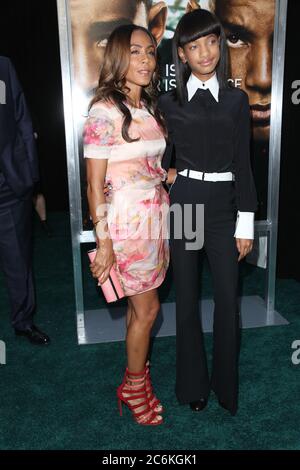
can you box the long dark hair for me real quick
[89,24,166,142]
[172,9,230,104]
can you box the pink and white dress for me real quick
[83,100,170,297]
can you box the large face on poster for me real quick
[69,0,168,102]
[69,0,275,224]
[212,0,274,144]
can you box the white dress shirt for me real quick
[187,72,220,102]
[186,73,254,240]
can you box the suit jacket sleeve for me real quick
[8,59,39,183]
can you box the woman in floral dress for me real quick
[83,25,169,426]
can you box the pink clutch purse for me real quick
[87,249,125,303]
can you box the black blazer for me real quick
[158,86,257,213]
[0,56,39,198]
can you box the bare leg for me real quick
[126,297,162,412]
[126,289,160,373]
[33,193,47,221]
[126,301,133,329]
[33,193,53,237]
[119,288,162,424]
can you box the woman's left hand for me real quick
[166,168,177,185]
[236,238,253,261]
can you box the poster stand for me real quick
[57,0,289,344]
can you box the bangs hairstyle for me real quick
[172,9,230,104]
[89,24,166,142]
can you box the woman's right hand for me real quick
[90,238,116,284]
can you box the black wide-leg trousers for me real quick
[169,175,240,413]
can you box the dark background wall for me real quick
[0,0,68,211]
[277,0,300,280]
[0,0,299,280]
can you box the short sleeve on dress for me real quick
[83,104,115,159]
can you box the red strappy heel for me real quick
[145,361,164,414]
[117,368,163,426]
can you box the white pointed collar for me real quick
[187,73,219,102]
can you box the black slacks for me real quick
[0,176,35,330]
[169,175,240,413]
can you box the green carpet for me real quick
[0,212,300,450]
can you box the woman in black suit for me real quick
[159,9,257,416]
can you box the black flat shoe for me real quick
[15,325,50,345]
[189,398,208,412]
[218,400,237,416]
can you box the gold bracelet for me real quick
[93,215,107,228]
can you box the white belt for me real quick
[178,169,235,182]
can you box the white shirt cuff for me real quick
[234,211,255,239]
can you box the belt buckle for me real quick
[202,172,205,181]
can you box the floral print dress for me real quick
[83,100,170,297]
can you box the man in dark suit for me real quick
[0,56,50,345]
